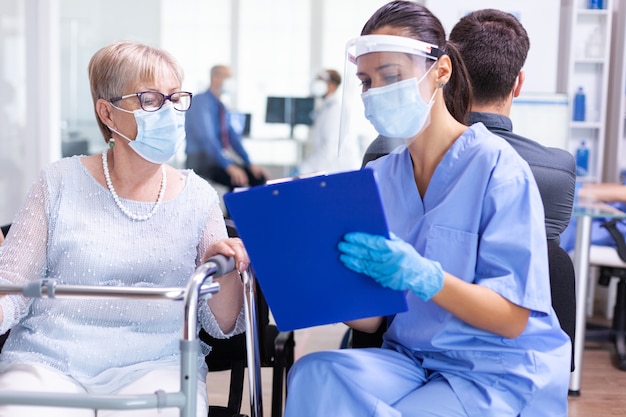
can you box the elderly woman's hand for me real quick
[202,238,250,273]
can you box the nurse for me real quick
[283,1,571,416]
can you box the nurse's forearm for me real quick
[431,273,530,339]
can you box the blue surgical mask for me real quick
[361,73,436,140]
[109,103,185,164]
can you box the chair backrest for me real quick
[547,239,576,371]
[601,220,626,263]
[361,135,404,168]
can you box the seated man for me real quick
[185,65,269,190]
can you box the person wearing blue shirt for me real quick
[283,2,570,416]
[184,65,268,190]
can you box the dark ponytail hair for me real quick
[361,0,472,124]
[442,42,472,124]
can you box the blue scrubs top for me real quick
[369,123,570,416]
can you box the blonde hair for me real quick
[88,40,184,141]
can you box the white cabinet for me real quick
[558,0,613,182]
[605,1,626,182]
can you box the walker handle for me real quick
[204,254,236,278]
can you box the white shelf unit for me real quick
[605,1,626,182]
[558,0,613,182]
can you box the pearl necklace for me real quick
[101,151,166,221]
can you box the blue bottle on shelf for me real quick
[576,141,590,177]
[573,87,586,122]
[588,0,603,9]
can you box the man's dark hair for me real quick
[449,9,530,106]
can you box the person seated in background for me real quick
[0,41,249,417]
[184,64,269,190]
[296,69,362,175]
[579,182,626,202]
[284,2,571,416]
[560,181,626,252]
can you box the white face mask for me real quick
[361,67,436,140]
[311,79,329,97]
[222,78,236,94]
[109,103,185,164]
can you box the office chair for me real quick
[361,135,404,167]
[0,224,9,350]
[0,224,9,239]
[587,219,626,371]
[202,219,295,417]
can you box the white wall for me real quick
[0,0,61,226]
[60,0,161,154]
[0,0,27,226]
[425,0,562,93]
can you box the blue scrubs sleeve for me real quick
[476,175,551,314]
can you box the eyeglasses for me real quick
[109,91,193,112]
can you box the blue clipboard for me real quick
[223,169,408,332]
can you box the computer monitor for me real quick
[265,96,315,137]
[230,112,252,137]
[293,97,315,126]
[265,97,288,124]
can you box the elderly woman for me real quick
[0,41,248,417]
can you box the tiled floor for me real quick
[206,323,349,417]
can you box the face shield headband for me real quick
[339,35,444,149]
[347,34,443,64]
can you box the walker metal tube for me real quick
[242,268,263,417]
[179,255,234,416]
[0,391,187,410]
[0,281,220,301]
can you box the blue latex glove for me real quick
[338,232,444,301]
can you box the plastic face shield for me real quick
[339,35,443,148]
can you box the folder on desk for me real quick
[223,169,408,331]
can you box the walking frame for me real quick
[0,254,263,417]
